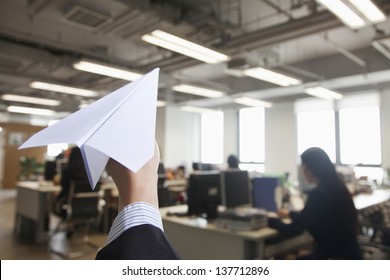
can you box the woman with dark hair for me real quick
[268,147,362,259]
[53,147,90,218]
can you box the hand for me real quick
[276,208,290,219]
[106,142,160,212]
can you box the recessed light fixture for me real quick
[315,0,385,29]
[304,86,343,100]
[157,100,166,107]
[179,106,217,114]
[1,94,61,106]
[172,84,225,98]
[234,97,273,108]
[347,0,386,23]
[7,105,55,116]
[243,67,302,87]
[142,30,229,64]
[30,81,98,97]
[73,59,143,81]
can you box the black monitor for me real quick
[44,160,57,181]
[220,170,250,209]
[192,162,215,171]
[187,172,221,218]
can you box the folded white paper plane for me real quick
[19,68,160,189]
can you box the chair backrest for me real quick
[66,180,101,220]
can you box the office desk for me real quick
[161,205,312,260]
[14,181,61,244]
[353,189,390,210]
[14,181,118,242]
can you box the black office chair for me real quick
[358,201,390,259]
[49,180,103,258]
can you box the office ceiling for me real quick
[0,0,390,119]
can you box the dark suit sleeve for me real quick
[95,224,180,260]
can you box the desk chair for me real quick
[358,200,390,259]
[49,180,103,258]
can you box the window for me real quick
[239,107,265,172]
[296,93,382,182]
[297,110,336,162]
[339,106,381,165]
[200,111,223,164]
[295,99,336,162]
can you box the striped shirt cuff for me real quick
[105,202,163,246]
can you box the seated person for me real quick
[52,147,90,218]
[268,147,362,260]
[227,154,239,169]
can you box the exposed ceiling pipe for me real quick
[221,10,341,50]
[180,68,390,108]
[27,0,54,15]
[323,33,367,69]
[0,31,138,70]
[262,0,294,20]
[144,10,344,71]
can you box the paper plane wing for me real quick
[19,68,160,189]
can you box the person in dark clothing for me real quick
[52,147,91,217]
[227,154,239,169]
[268,147,362,259]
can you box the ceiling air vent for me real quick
[64,6,112,31]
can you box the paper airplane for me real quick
[19,68,160,189]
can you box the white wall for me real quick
[162,105,200,174]
[381,89,390,170]
[223,108,239,167]
[156,107,166,160]
[265,102,298,180]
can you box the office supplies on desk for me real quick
[216,207,268,231]
[19,69,159,189]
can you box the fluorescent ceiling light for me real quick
[172,84,225,98]
[142,30,229,64]
[234,97,273,108]
[7,105,55,116]
[223,68,245,77]
[316,0,365,29]
[243,67,302,87]
[30,81,98,97]
[157,100,166,107]
[1,94,61,106]
[348,0,386,23]
[305,86,343,100]
[73,60,143,81]
[179,106,216,114]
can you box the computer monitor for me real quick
[220,170,250,209]
[187,172,221,218]
[252,177,282,212]
[192,162,215,172]
[44,160,57,181]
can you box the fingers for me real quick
[106,142,160,211]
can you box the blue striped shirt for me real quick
[105,202,163,246]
